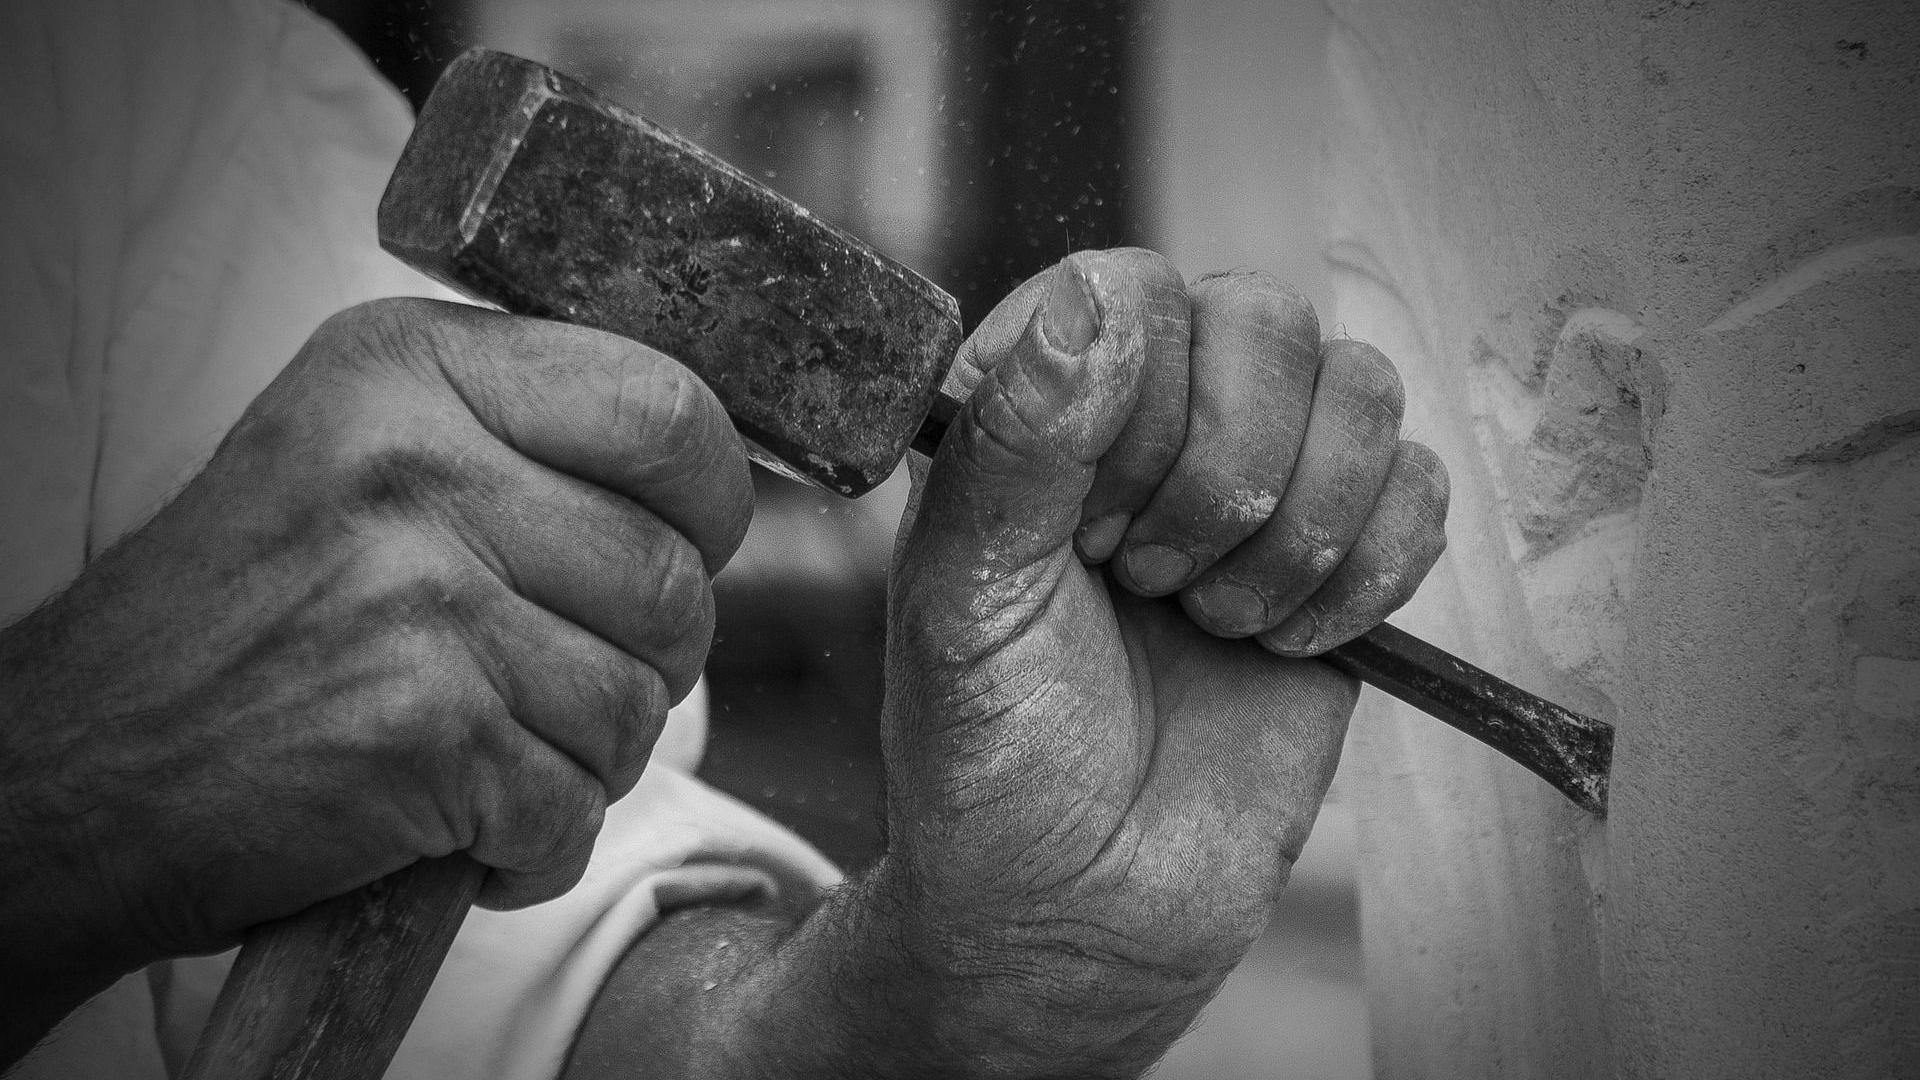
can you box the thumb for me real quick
[898,253,1150,596]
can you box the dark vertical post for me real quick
[936,0,1145,328]
[299,0,463,110]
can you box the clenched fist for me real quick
[561,249,1449,1080]
[0,299,750,1048]
[873,249,1449,1068]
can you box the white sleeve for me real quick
[8,1,840,1076]
[395,766,844,1080]
[148,762,843,1080]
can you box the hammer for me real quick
[184,48,1612,1079]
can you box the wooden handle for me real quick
[181,854,486,1080]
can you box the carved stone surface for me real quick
[1324,1,1920,1077]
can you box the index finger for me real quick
[345,298,754,573]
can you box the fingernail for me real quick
[1190,581,1270,636]
[1076,512,1130,562]
[1043,261,1100,354]
[1267,610,1318,655]
[1123,543,1194,595]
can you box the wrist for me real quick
[566,858,1224,1080]
[750,859,1214,1079]
[0,787,149,1066]
[0,627,160,1065]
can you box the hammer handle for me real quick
[181,854,484,1080]
[915,396,1613,816]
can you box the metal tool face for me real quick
[380,49,964,497]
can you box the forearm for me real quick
[562,863,1218,1080]
[0,758,142,1066]
[0,879,115,1067]
[0,610,151,1068]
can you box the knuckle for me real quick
[382,622,456,678]
[469,748,562,864]
[249,303,454,469]
[1192,268,1318,331]
[1124,472,1285,591]
[366,642,496,768]
[608,354,753,559]
[526,853,594,906]
[1098,247,1188,295]
[659,603,717,700]
[690,449,754,567]
[1273,520,1346,582]
[1345,553,1422,619]
[516,770,605,877]
[310,297,445,379]
[1168,445,1288,529]
[715,469,755,565]
[306,301,383,359]
[1326,339,1407,419]
[1376,562,1423,610]
[635,532,714,626]
[606,348,725,467]
[1190,270,1321,384]
[1421,528,1450,573]
[1394,440,1453,523]
[343,429,465,515]
[354,532,492,633]
[218,390,304,465]
[966,368,1081,472]
[1418,444,1453,505]
[602,662,670,792]
[614,345,701,433]
[406,699,492,785]
[624,535,715,695]
[1192,265,1289,303]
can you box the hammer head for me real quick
[379,49,964,497]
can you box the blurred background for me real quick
[303,1,1359,1075]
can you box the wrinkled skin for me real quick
[0,249,1446,1075]
[0,300,752,1063]
[563,250,1449,1078]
